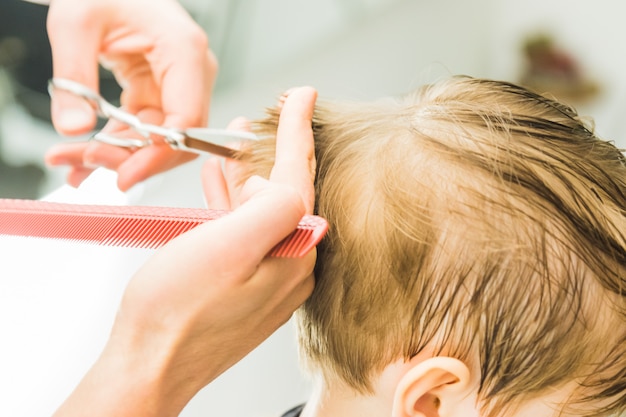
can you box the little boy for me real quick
[241,76,626,417]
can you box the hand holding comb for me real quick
[0,199,328,258]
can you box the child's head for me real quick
[243,77,626,417]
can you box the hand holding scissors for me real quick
[46,79,255,191]
[45,0,217,192]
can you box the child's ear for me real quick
[391,357,477,417]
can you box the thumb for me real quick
[47,1,101,135]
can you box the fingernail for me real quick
[51,89,97,134]
[280,87,300,100]
[83,158,102,170]
[278,87,302,108]
[54,108,96,133]
[44,149,67,166]
[45,157,67,166]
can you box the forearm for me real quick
[53,331,198,417]
[53,359,165,417]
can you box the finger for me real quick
[153,176,307,287]
[248,251,316,301]
[83,141,133,171]
[45,140,131,184]
[230,253,316,344]
[112,108,194,191]
[83,117,151,170]
[223,158,245,209]
[211,176,307,266]
[221,117,252,208]
[45,141,91,166]
[116,145,197,191]
[47,1,101,135]
[157,32,216,130]
[111,58,161,113]
[201,158,231,210]
[66,165,96,188]
[234,262,316,336]
[225,116,251,133]
[270,86,317,213]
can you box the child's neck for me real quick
[298,379,392,417]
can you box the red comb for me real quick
[0,199,328,258]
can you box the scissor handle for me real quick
[92,132,151,149]
[48,78,251,159]
[49,78,146,130]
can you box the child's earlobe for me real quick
[391,357,477,417]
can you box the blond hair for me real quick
[241,77,626,417]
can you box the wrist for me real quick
[53,322,200,417]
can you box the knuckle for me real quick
[48,2,98,34]
[182,25,209,51]
[277,185,307,218]
[207,49,219,74]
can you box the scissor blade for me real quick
[181,136,240,158]
[182,128,256,159]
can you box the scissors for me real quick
[47,78,257,159]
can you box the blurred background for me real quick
[2,0,625,203]
[1,1,625,416]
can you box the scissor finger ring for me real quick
[91,132,151,149]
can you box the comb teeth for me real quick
[268,215,329,258]
[0,199,328,258]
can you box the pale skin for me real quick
[52,87,319,417]
[44,0,216,191]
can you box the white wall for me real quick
[211,0,494,119]
[487,0,626,147]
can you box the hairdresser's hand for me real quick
[44,0,216,191]
[200,94,315,213]
[53,87,318,417]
